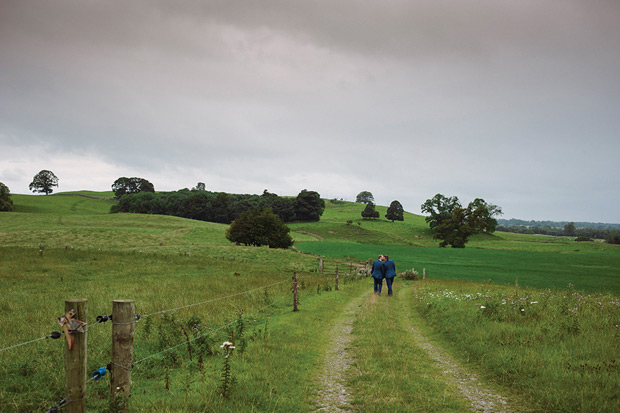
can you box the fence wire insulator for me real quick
[135,314,142,321]
[96,315,109,323]
[48,331,62,339]
[46,398,66,413]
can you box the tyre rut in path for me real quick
[313,292,367,412]
[401,286,517,413]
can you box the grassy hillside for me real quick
[1,192,619,411]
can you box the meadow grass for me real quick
[347,282,470,412]
[410,279,620,412]
[2,192,620,411]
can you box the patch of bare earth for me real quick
[313,294,366,412]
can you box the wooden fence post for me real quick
[319,257,324,274]
[110,300,135,411]
[65,298,87,413]
[335,265,339,291]
[423,268,426,280]
[293,272,299,312]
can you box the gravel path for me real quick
[313,293,366,412]
[403,287,516,412]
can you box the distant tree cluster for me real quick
[497,223,620,242]
[111,187,324,224]
[421,194,503,248]
[0,182,13,211]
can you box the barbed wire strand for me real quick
[139,279,290,319]
[133,294,289,367]
[0,334,56,353]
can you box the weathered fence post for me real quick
[65,298,87,413]
[292,272,299,312]
[423,268,426,280]
[335,265,339,291]
[319,257,324,274]
[110,300,135,411]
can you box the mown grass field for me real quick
[1,193,619,411]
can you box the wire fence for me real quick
[0,268,368,412]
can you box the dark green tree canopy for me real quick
[423,194,503,248]
[361,202,379,219]
[226,207,293,248]
[564,222,576,236]
[29,170,59,195]
[112,177,155,199]
[420,193,461,229]
[468,198,503,233]
[385,200,404,222]
[192,182,206,191]
[0,182,14,212]
[294,189,325,221]
[356,191,374,204]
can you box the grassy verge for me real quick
[347,280,469,412]
[410,279,620,412]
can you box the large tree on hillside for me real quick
[361,203,379,219]
[294,189,325,221]
[226,207,293,248]
[112,177,155,199]
[468,198,503,233]
[29,170,59,195]
[420,193,461,229]
[0,182,14,211]
[356,191,375,204]
[385,200,404,222]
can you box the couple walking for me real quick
[371,255,397,296]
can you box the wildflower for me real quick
[520,308,525,312]
[220,341,235,350]
[530,301,538,304]
[480,305,486,309]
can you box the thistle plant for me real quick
[218,341,236,398]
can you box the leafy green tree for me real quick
[385,200,404,222]
[226,207,293,248]
[29,170,59,195]
[356,191,375,204]
[564,222,576,236]
[294,189,325,221]
[111,177,155,199]
[468,198,503,233]
[421,194,461,229]
[192,182,206,191]
[361,203,379,219]
[0,182,13,211]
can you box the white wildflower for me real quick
[480,305,486,309]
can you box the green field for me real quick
[1,193,618,411]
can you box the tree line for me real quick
[110,184,325,225]
[497,223,620,243]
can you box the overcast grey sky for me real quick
[1,0,619,222]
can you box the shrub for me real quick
[575,236,593,242]
[399,268,419,280]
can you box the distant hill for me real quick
[498,218,620,230]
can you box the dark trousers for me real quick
[385,277,395,296]
[373,277,383,294]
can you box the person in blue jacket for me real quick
[383,255,397,296]
[371,255,386,295]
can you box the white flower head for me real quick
[220,341,234,349]
[480,305,486,309]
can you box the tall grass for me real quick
[410,279,620,412]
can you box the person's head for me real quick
[383,255,389,261]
